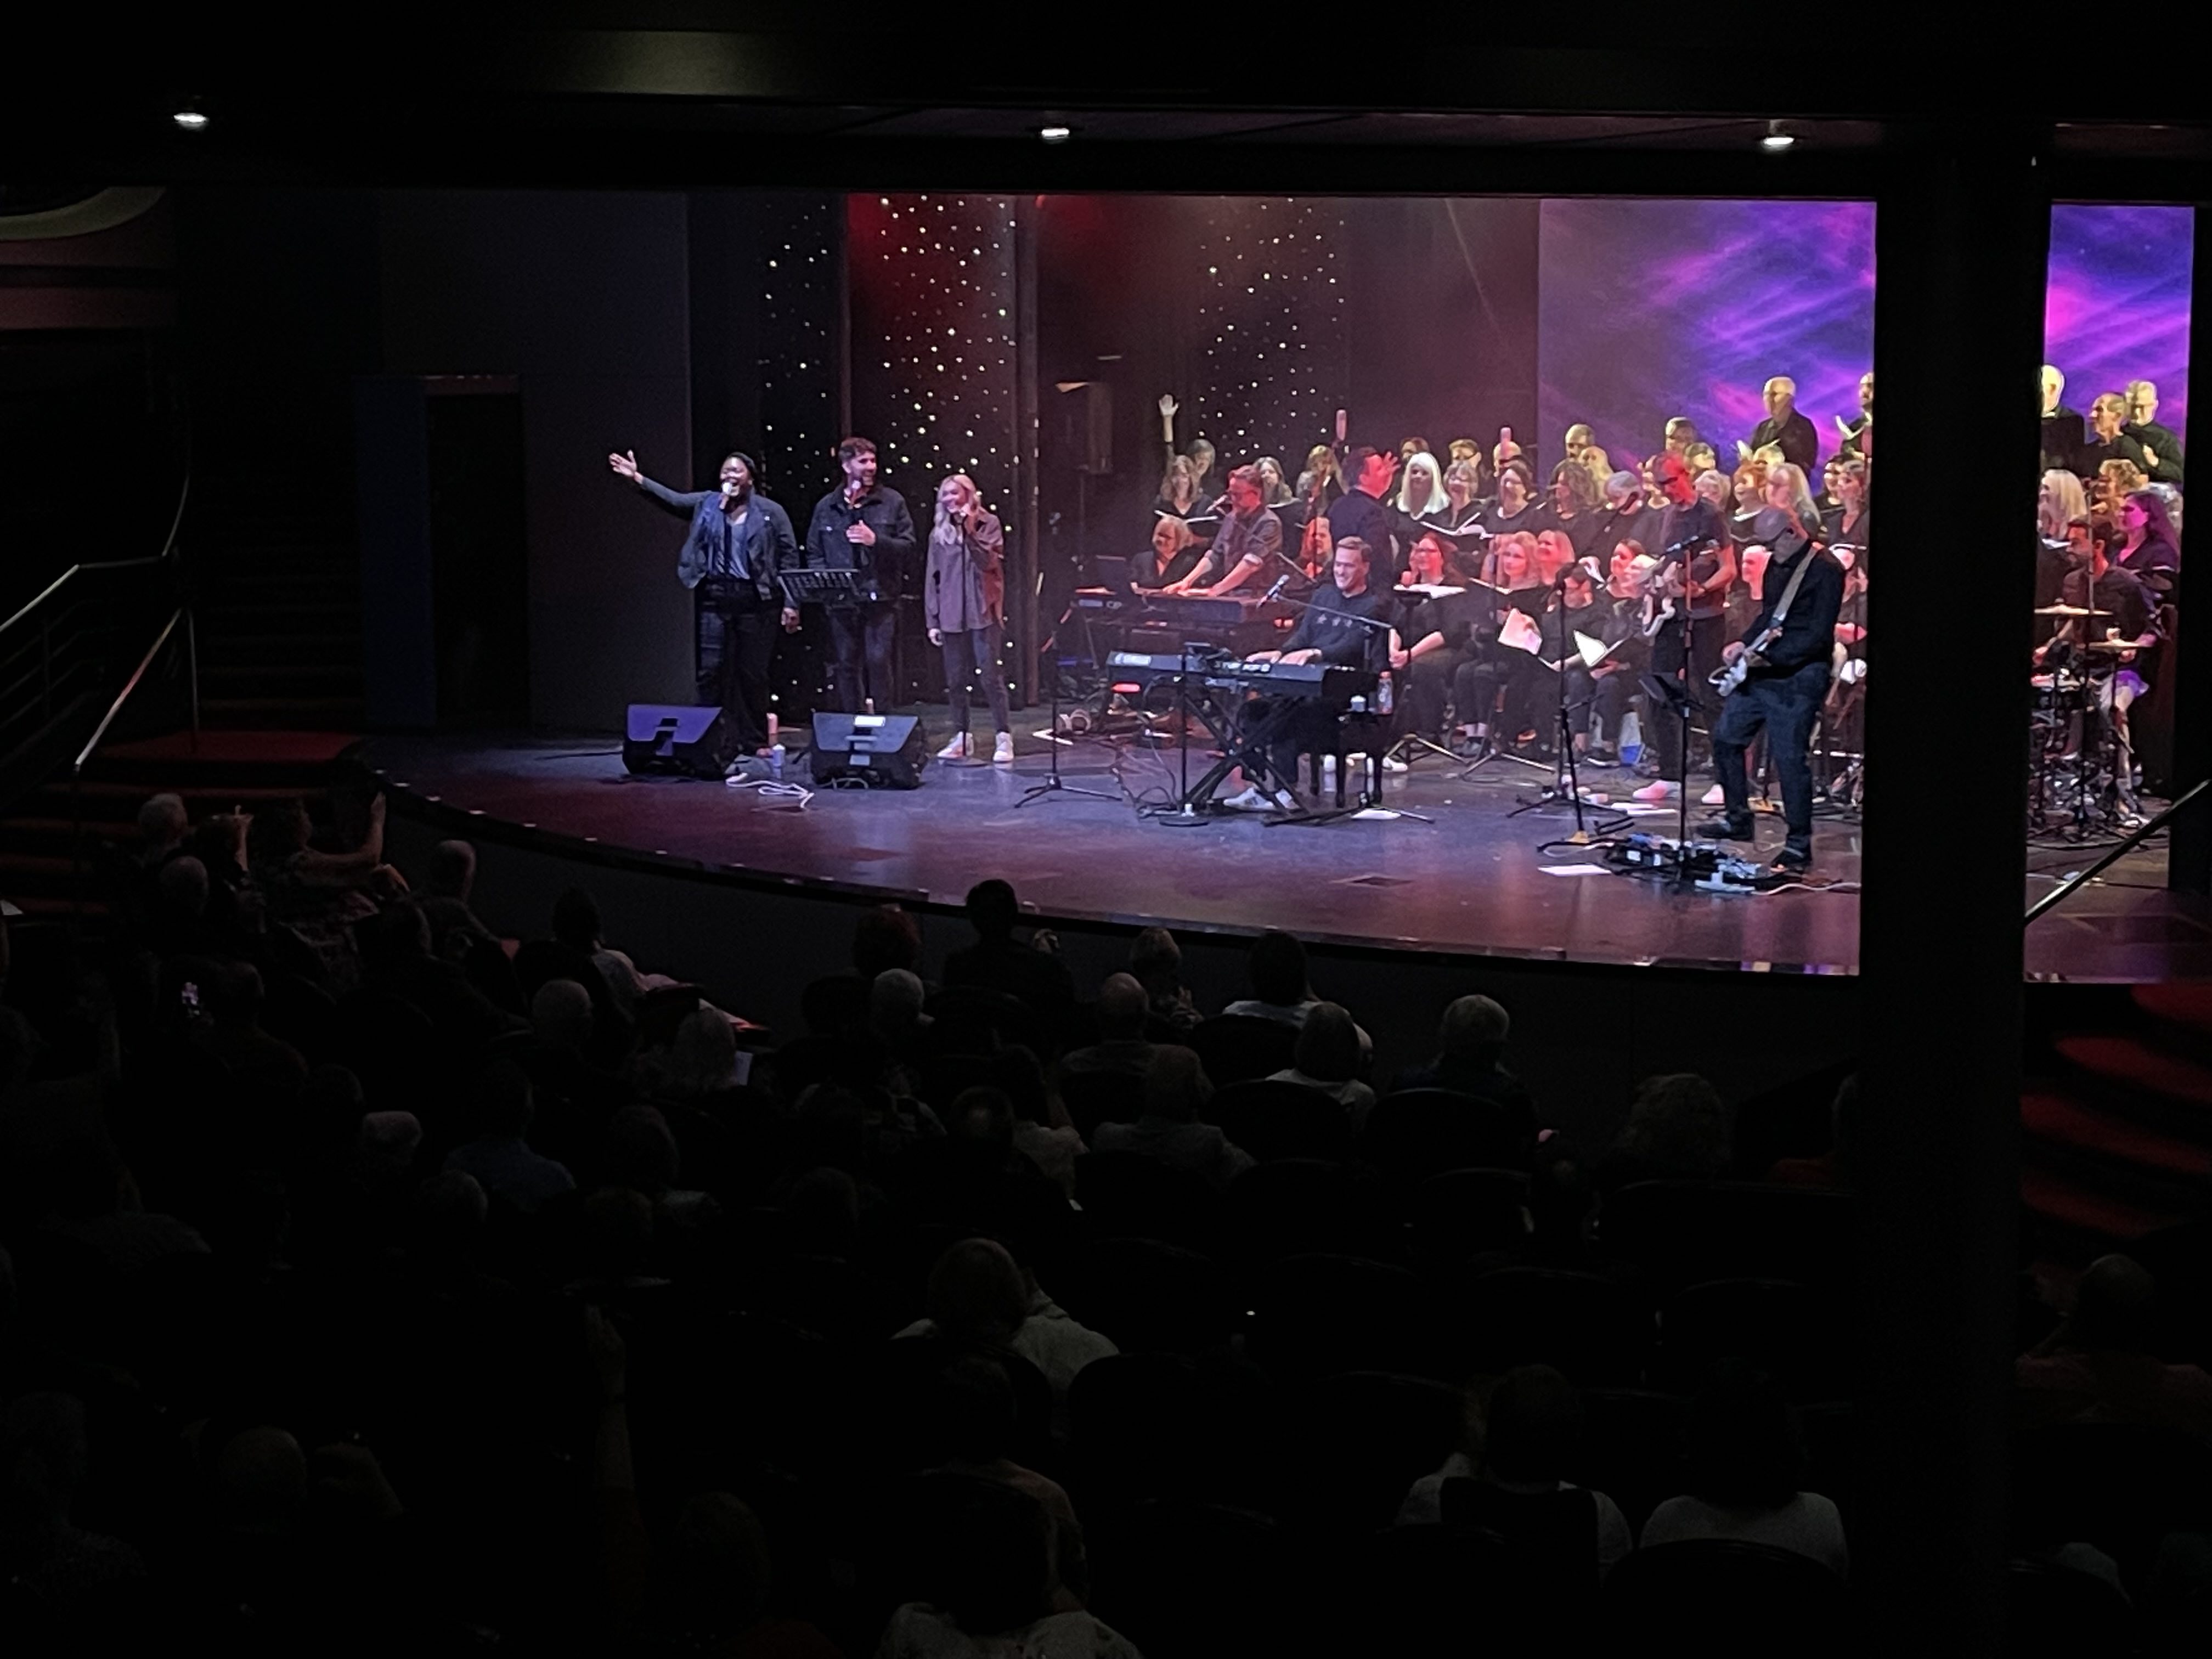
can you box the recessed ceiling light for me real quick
[173,108,209,132]
[1039,125,1071,145]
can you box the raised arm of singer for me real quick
[607,446,797,768]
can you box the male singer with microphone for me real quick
[607,447,798,773]
[1160,464,1285,596]
[805,436,917,712]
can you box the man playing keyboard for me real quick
[1221,535,1397,811]
[1160,465,1284,597]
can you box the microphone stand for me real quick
[1508,590,1628,844]
[1016,619,1119,809]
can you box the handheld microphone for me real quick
[1262,573,1291,602]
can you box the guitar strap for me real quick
[1752,543,1818,656]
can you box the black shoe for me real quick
[1771,845,1812,874]
[1585,746,1620,768]
[1697,816,1757,842]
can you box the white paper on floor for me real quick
[1539,864,1613,877]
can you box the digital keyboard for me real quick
[1071,589,1294,628]
[1107,651,1378,705]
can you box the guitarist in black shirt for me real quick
[1698,467,1843,873]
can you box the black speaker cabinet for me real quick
[809,712,927,788]
[623,704,727,778]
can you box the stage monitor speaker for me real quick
[809,712,927,788]
[623,704,726,778]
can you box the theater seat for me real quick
[1186,1015,1297,1086]
[1205,1077,1352,1164]
[1603,1539,1847,1649]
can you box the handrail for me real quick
[2024,777,2210,926]
[74,608,183,778]
[1,467,189,641]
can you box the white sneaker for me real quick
[1222,785,1274,812]
[993,731,1015,765]
[1632,780,1677,803]
[936,733,970,760]
[1381,755,1409,773]
[1701,783,1726,806]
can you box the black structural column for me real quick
[1858,128,2047,1646]
[2166,202,2212,893]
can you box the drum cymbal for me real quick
[2034,603,2112,617]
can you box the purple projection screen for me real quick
[2046,204,2193,449]
[1537,199,1876,473]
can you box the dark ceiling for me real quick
[4,12,2208,198]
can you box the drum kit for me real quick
[2029,601,2141,836]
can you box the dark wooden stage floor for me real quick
[361,728,2212,980]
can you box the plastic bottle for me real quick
[769,743,785,779]
[1376,670,1395,715]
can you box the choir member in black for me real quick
[1453,535,1548,754]
[2041,365,2087,477]
[1161,465,1283,596]
[1390,531,1480,745]
[1226,537,1396,810]
[1395,451,1451,528]
[1595,470,1661,558]
[1528,566,1613,762]
[1838,371,1874,462]
[805,437,919,714]
[1588,543,1655,766]
[1154,453,1208,521]
[1326,447,1403,578]
[2124,381,2185,486]
[1822,459,1871,565]
[1479,460,1541,541]
[1296,443,1343,506]
[1743,377,1819,474]
[2111,489,2181,597]
[1531,460,1605,560]
[1700,470,1844,873]
[1136,514,1201,589]
[2076,393,2140,481]
[1630,454,1729,802]
[607,446,800,768]
[1433,460,1488,532]
[1823,545,1870,758]
[1254,454,1306,543]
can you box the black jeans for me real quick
[826,601,900,713]
[1592,669,1634,745]
[696,582,780,757]
[1244,696,1338,794]
[1401,648,1465,738]
[940,623,1010,737]
[1646,613,1725,780]
[1713,659,1827,854]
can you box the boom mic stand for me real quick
[1509,607,1629,844]
[1016,623,1119,809]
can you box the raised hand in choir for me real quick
[1159,393,1179,441]
[1335,408,1350,444]
[607,449,642,483]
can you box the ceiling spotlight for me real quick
[1039,125,1071,145]
[1761,122,1795,151]
[172,106,209,132]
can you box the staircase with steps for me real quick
[0,731,362,927]
[189,475,365,729]
[2023,983,2212,1256]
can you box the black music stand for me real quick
[1509,627,1629,843]
[778,568,878,607]
[1017,622,1119,809]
